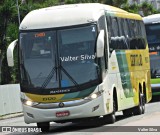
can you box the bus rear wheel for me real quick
[133,93,145,115]
[37,122,50,132]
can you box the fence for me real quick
[0,84,22,116]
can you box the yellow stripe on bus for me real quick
[26,93,65,103]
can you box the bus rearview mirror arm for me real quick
[7,39,18,67]
[96,30,104,58]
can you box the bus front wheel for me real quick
[37,122,50,132]
[104,99,116,124]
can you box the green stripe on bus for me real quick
[61,86,96,100]
[116,50,134,98]
[152,92,160,96]
[151,78,160,84]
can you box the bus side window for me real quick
[111,17,119,37]
[123,19,131,49]
[106,16,111,40]
[111,17,119,50]
[132,20,146,50]
[106,16,131,51]
[119,18,130,49]
[98,15,108,69]
[140,21,147,49]
[106,15,114,52]
[129,20,138,49]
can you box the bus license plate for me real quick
[56,111,70,117]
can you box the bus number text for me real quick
[130,54,143,66]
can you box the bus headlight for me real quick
[21,99,39,106]
[91,93,98,99]
[26,100,33,106]
[85,91,103,100]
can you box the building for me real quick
[129,0,160,10]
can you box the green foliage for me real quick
[103,0,113,5]
[140,2,159,16]
[7,23,18,41]
[6,23,19,83]
[0,0,61,84]
[122,2,160,16]
[0,0,17,84]
[103,0,128,7]
[0,0,160,84]
[123,3,139,14]
[65,0,97,4]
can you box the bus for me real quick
[7,3,152,132]
[143,14,160,96]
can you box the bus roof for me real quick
[20,3,141,30]
[143,14,160,24]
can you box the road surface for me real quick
[0,97,160,135]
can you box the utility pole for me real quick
[16,0,20,25]
[16,0,26,25]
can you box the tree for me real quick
[140,2,159,16]
[122,2,160,16]
[103,0,128,7]
[0,0,60,84]
[0,0,18,84]
[123,3,139,14]
[1,0,160,84]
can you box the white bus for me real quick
[143,14,160,96]
[7,3,152,132]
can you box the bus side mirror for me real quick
[96,30,104,58]
[7,39,18,67]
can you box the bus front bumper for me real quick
[22,95,108,124]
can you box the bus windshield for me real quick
[146,24,160,79]
[145,24,160,46]
[19,25,100,94]
[149,52,160,78]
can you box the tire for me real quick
[104,99,116,124]
[133,93,145,115]
[142,93,146,114]
[37,122,50,132]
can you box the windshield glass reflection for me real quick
[20,25,100,92]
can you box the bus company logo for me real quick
[59,102,65,108]
[130,54,143,66]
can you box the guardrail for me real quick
[0,84,22,116]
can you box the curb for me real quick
[0,112,23,120]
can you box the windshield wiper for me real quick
[41,54,58,88]
[59,65,79,87]
[41,66,56,88]
[40,64,79,89]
